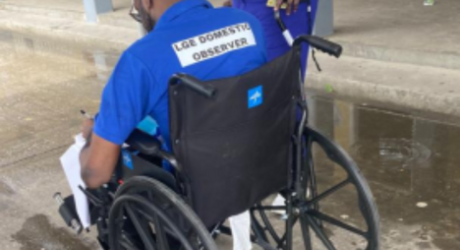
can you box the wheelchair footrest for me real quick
[53,193,83,234]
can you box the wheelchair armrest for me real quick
[169,73,216,98]
[126,129,161,156]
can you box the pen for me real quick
[80,110,93,119]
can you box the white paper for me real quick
[60,133,91,229]
[229,210,252,250]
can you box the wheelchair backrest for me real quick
[169,48,301,227]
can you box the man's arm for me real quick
[80,130,121,189]
[79,51,155,189]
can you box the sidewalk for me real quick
[306,0,460,116]
[1,0,460,115]
[0,0,139,49]
[0,0,131,14]
[331,0,460,70]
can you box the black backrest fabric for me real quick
[169,49,300,228]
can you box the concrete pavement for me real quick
[1,15,460,250]
[331,0,460,70]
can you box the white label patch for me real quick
[172,23,257,67]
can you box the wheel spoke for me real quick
[121,234,142,250]
[258,207,282,243]
[144,191,170,250]
[304,214,337,250]
[153,213,170,250]
[134,207,179,241]
[276,215,298,249]
[285,195,295,250]
[125,203,157,250]
[255,205,287,210]
[299,215,313,250]
[307,179,350,206]
[250,209,269,242]
[307,210,368,238]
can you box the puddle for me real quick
[351,138,432,170]
[308,96,460,249]
[11,214,95,250]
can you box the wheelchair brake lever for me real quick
[78,185,105,207]
[311,49,322,72]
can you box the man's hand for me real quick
[276,0,300,15]
[79,118,121,189]
[222,0,232,7]
[81,118,94,140]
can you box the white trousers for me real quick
[229,210,252,250]
[228,194,287,250]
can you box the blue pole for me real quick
[82,0,113,23]
[314,0,334,36]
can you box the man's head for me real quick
[133,0,181,32]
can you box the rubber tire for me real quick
[108,176,218,250]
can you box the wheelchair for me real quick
[55,35,380,250]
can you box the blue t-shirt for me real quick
[94,0,268,148]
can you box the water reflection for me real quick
[308,95,460,249]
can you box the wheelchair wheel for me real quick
[251,126,380,250]
[108,176,218,250]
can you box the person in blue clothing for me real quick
[224,0,318,78]
[79,0,267,189]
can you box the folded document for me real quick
[60,133,91,229]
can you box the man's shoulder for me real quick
[129,9,261,47]
[121,33,166,66]
[122,6,266,70]
[209,7,263,26]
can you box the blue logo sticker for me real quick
[122,149,134,170]
[248,85,263,108]
[137,116,159,136]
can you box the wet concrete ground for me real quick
[0,29,459,250]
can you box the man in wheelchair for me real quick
[57,0,381,249]
[72,0,267,248]
[79,0,268,190]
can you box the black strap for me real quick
[305,0,322,72]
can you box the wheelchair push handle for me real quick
[293,35,342,58]
[274,11,342,58]
[170,73,216,98]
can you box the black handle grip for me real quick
[170,73,216,98]
[294,35,342,58]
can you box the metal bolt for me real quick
[70,220,82,233]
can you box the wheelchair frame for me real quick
[55,35,380,250]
